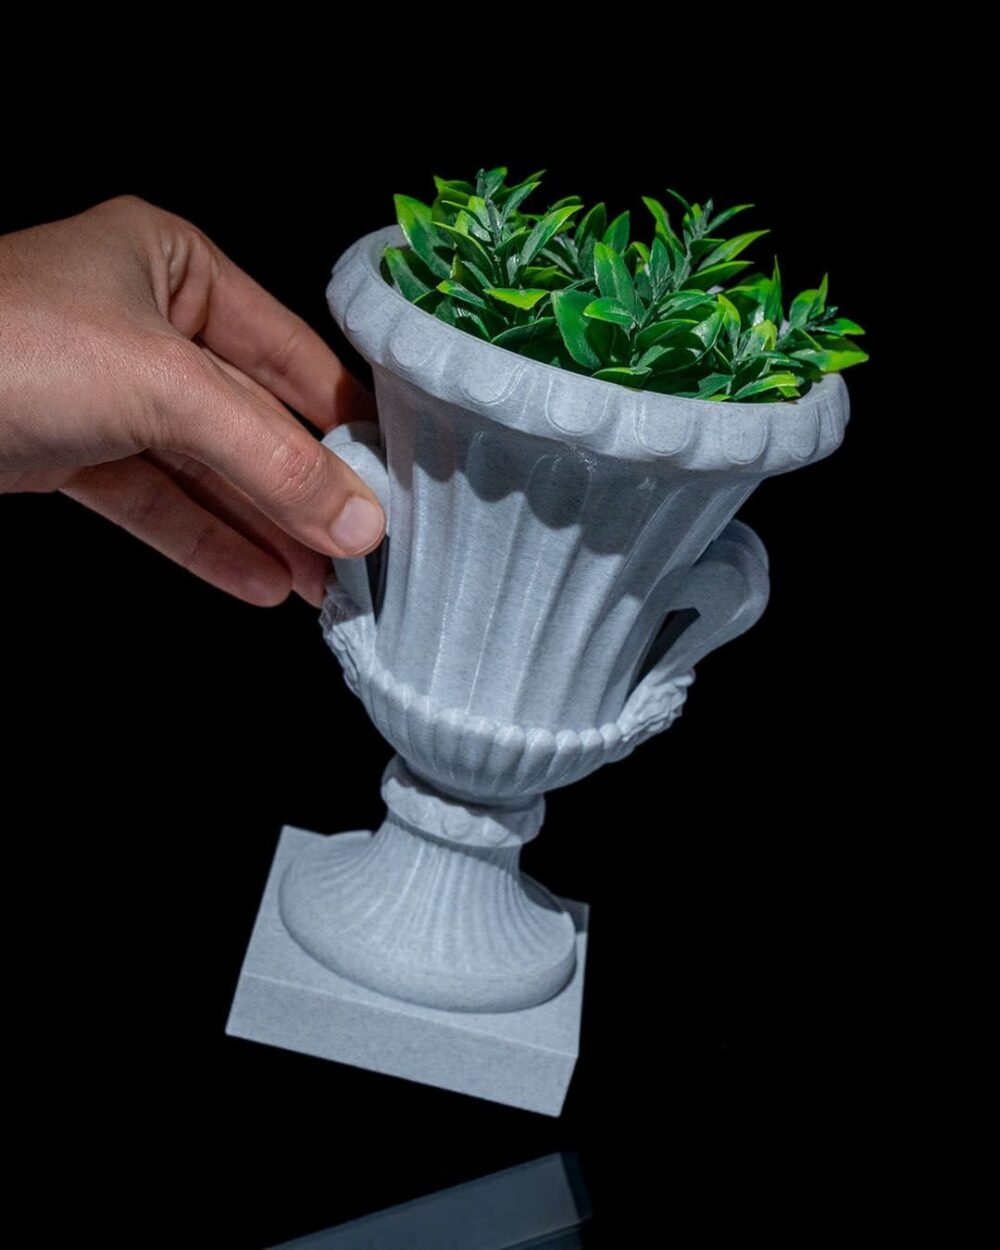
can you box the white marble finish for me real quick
[274,223,849,1020]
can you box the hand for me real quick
[0,194,386,608]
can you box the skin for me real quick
[0,194,387,609]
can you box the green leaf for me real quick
[433,177,475,198]
[626,240,650,271]
[697,230,770,268]
[648,237,671,292]
[685,261,753,291]
[657,227,686,275]
[689,236,725,264]
[495,169,546,199]
[394,194,451,279]
[821,317,865,336]
[790,335,869,372]
[383,246,432,301]
[549,195,584,211]
[456,258,494,292]
[413,289,443,313]
[446,199,492,239]
[575,202,607,246]
[637,343,699,370]
[691,371,734,399]
[635,317,699,353]
[593,242,637,316]
[500,181,541,222]
[434,299,459,327]
[732,355,770,389]
[586,318,625,367]
[647,371,703,395]
[790,290,820,330]
[538,234,579,274]
[641,196,672,238]
[551,289,605,368]
[765,260,783,325]
[521,343,576,369]
[661,290,719,314]
[583,296,633,327]
[790,276,830,330]
[519,204,584,270]
[705,203,754,232]
[437,279,489,311]
[491,317,558,349]
[519,265,567,290]
[496,227,532,257]
[717,293,741,342]
[434,220,497,278]
[453,307,492,340]
[484,287,550,310]
[591,366,651,388]
[655,229,686,263]
[690,307,726,354]
[602,210,630,255]
[742,319,778,357]
[476,166,507,198]
[643,346,699,374]
[432,178,473,217]
[644,197,685,263]
[732,372,800,400]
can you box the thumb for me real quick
[150,340,386,558]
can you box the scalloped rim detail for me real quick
[327,225,851,474]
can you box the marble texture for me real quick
[227,827,588,1117]
[232,223,850,1107]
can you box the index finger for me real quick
[195,236,376,433]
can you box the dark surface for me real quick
[2,104,918,1245]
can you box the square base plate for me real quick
[226,827,589,1116]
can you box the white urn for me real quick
[275,224,850,1018]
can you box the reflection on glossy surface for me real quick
[267,1152,590,1249]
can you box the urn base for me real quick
[277,754,579,1013]
[226,826,589,1117]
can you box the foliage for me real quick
[381,168,868,403]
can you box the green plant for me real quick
[381,167,868,403]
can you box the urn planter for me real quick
[227,224,850,1113]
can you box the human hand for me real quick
[0,195,386,608]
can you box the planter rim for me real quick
[327,224,850,474]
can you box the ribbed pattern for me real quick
[295,822,562,970]
[279,812,578,1012]
[368,368,752,732]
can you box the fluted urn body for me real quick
[277,225,850,1013]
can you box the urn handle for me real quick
[628,520,770,719]
[321,419,390,618]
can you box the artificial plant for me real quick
[380,167,868,403]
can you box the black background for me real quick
[3,94,920,1246]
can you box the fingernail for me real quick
[330,495,383,555]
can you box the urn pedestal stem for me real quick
[278,755,577,1013]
